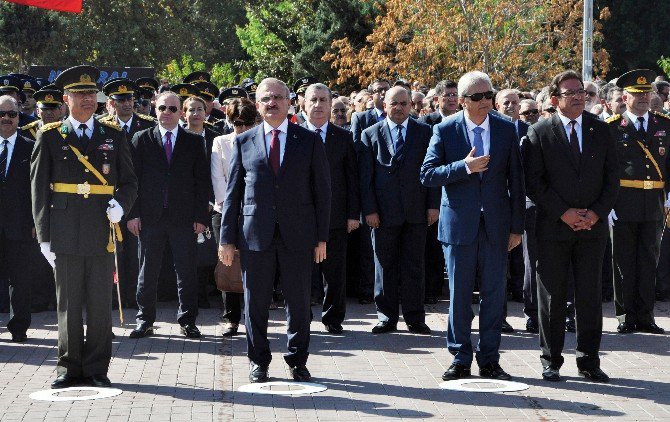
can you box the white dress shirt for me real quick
[158,125,179,148]
[625,110,649,132]
[117,115,134,132]
[386,117,409,153]
[68,115,95,139]
[557,112,583,152]
[463,114,490,175]
[263,119,288,165]
[0,131,18,175]
[211,133,235,213]
[305,120,328,143]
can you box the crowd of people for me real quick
[0,63,668,389]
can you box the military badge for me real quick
[62,145,70,150]
[45,94,54,102]
[102,163,111,175]
[80,74,92,83]
[660,147,666,156]
[655,130,666,137]
[97,144,114,150]
[118,85,128,93]
[60,125,68,139]
[620,119,628,127]
[637,76,647,85]
[180,87,189,96]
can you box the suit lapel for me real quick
[455,111,471,153]
[325,124,336,158]
[153,126,168,165]
[250,124,269,170]
[380,120,394,157]
[550,113,578,172]
[86,120,107,155]
[579,112,592,173]
[280,123,300,176]
[5,137,24,179]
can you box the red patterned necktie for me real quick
[269,129,280,175]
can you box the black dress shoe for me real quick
[424,296,438,304]
[407,322,431,334]
[542,366,561,381]
[181,324,202,338]
[371,321,397,334]
[565,319,576,333]
[290,365,312,382]
[525,318,539,334]
[10,333,27,342]
[129,323,154,339]
[578,367,610,383]
[501,319,515,333]
[222,324,239,337]
[324,323,343,334]
[617,322,636,334]
[87,374,111,387]
[249,363,269,383]
[636,322,665,334]
[479,362,512,380]
[442,364,471,381]
[51,374,81,389]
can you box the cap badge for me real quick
[637,76,647,85]
[25,82,32,88]
[80,74,92,83]
[3,79,8,85]
[118,85,128,93]
[232,89,238,94]
[45,94,54,102]
[179,87,188,96]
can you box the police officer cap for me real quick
[34,84,64,108]
[10,73,40,94]
[218,87,248,104]
[242,79,257,93]
[616,69,656,93]
[170,83,200,100]
[136,87,155,100]
[54,65,100,92]
[0,75,23,94]
[35,77,50,88]
[193,81,218,101]
[183,71,211,84]
[103,78,137,100]
[293,76,318,95]
[135,77,159,92]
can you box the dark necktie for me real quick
[122,123,129,133]
[315,128,323,143]
[269,129,280,176]
[378,112,386,122]
[637,116,646,140]
[569,120,581,161]
[164,131,173,164]
[0,139,8,182]
[78,123,89,150]
[395,125,405,153]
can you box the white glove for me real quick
[40,242,56,268]
[665,193,670,209]
[608,210,618,227]
[106,199,124,224]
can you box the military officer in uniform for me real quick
[0,75,38,127]
[214,87,248,134]
[135,77,159,117]
[31,65,138,389]
[607,69,669,335]
[292,76,318,124]
[21,85,65,141]
[242,78,258,101]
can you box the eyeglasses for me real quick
[440,93,458,99]
[233,120,254,127]
[332,108,347,113]
[586,91,598,97]
[0,110,18,118]
[519,109,539,116]
[544,106,556,114]
[558,89,586,98]
[157,105,179,113]
[372,87,388,94]
[259,95,285,104]
[463,91,494,102]
[136,99,149,107]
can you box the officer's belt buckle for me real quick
[77,182,91,198]
[644,180,654,190]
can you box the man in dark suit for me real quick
[31,65,138,388]
[524,70,619,383]
[0,75,38,128]
[0,95,35,342]
[360,86,440,335]
[127,91,211,339]
[421,72,524,382]
[350,78,391,304]
[219,78,331,383]
[419,80,459,305]
[302,83,360,334]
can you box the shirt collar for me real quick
[386,117,409,132]
[158,125,179,140]
[625,110,649,123]
[263,118,289,135]
[1,131,17,144]
[305,120,328,134]
[375,108,385,118]
[68,114,95,131]
[557,111,582,127]
[464,113,490,132]
[117,115,133,128]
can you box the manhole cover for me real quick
[30,387,123,402]
[238,381,327,395]
[439,379,530,393]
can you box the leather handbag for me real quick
[215,250,243,293]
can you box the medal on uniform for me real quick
[660,147,666,156]
[102,163,111,174]
[60,124,68,139]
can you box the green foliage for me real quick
[659,57,670,79]
[157,55,207,84]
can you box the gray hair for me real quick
[535,86,550,104]
[520,98,537,108]
[495,88,520,105]
[304,83,332,100]
[457,71,493,97]
[0,95,19,112]
[154,91,180,104]
[257,78,290,98]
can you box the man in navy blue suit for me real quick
[219,78,331,383]
[421,71,525,381]
[359,86,440,335]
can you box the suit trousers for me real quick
[613,220,662,325]
[424,222,446,298]
[212,212,241,324]
[0,233,32,336]
[54,253,113,377]
[241,227,313,367]
[359,223,375,298]
[372,222,426,325]
[537,236,606,370]
[656,226,670,296]
[522,204,538,321]
[444,218,507,367]
[118,222,139,307]
[136,213,198,326]
[317,228,348,325]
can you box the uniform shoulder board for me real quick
[99,119,122,131]
[605,114,621,124]
[204,120,215,127]
[97,114,114,122]
[136,113,155,122]
[39,121,62,132]
[653,111,670,120]
[20,120,41,131]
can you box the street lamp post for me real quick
[583,0,593,82]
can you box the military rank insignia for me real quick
[60,125,68,139]
[660,147,666,156]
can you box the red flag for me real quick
[4,0,82,13]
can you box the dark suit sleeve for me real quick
[113,130,138,217]
[524,125,571,221]
[420,123,469,187]
[358,128,378,216]
[311,134,331,242]
[30,130,52,243]
[344,132,360,220]
[507,129,525,235]
[191,133,212,225]
[350,112,364,144]
[588,125,619,220]
[220,136,244,246]
[423,126,441,209]
[127,131,143,219]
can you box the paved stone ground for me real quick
[0,298,669,421]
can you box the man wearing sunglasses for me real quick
[421,71,524,382]
[0,75,38,128]
[0,95,35,344]
[519,99,540,125]
[126,91,211,340]
[31,65,138,389]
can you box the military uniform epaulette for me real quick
[605,114,621,124]
[204,120,215,127]
[136,113,155,122]
[97,114,114,122]
[39,121,62,132]
[21,120,41,130]
[653,111,670,120]
[99,119,122,131]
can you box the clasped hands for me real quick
[561,208,599,231]
[219,241,327,266]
